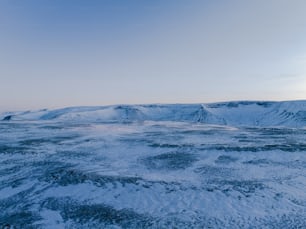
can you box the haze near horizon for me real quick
[1,0,306,112]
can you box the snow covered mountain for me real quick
[2,100,306,127]
[1,100,306,228]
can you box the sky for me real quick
[1,0,306,111]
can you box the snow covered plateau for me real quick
[1,101,306,228]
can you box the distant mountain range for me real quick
[2,101,306,127]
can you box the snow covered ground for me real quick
[0,101,306,228]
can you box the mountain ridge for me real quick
[2,100,306,127]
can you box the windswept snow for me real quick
[0,101,306,228]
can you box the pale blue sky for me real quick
[1,0,306,111]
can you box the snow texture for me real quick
[0,101,306,228]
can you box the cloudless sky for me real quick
[1,0,306,111]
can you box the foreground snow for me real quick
[0,101,306,228]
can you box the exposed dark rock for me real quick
[2,115,12,121]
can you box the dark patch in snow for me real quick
[143,152,198,170]
[215,155,238,164]
[2,115,13,121]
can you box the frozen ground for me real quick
[0,101,306,228]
